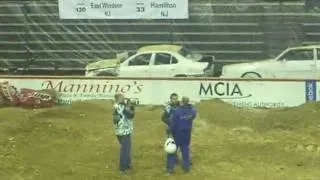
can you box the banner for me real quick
[305,80,317,101]
[0,77,316,108]
[58,0,189,19]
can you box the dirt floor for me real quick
[1,99,320,180]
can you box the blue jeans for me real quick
[166,131,191,172]
[117,134,131,171]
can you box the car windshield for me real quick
[277,49,314,61]
[118,51,136,63]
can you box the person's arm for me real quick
[191,107,197,120]
[113,103,124,125]
[161,111,169,125]
[161,105,170,125]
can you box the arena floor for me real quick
[0,99,320,180]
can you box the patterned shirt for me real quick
[113,103,134,136]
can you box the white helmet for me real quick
[164,137,177,154]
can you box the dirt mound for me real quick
[252,101,320,132]
[194,99,320,133]
[1,100,320,180]
[195,99,266,129]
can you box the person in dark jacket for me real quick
[162,93,181,168]
[161,93,180,137]
[166,96,197,174]
[113,93,135,174]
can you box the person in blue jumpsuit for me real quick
[162,93,180,169]
[166,96,197,174]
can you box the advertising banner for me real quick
[305,80,317,101]
[58,0,189,19]
[0,77,315,108]
[196,80,304,108]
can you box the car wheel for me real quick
[241,72,261,79]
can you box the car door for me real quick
[119,53,153,77]
[273,48,316,79]
[149,53,178,77]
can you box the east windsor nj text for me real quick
[90,2,177,9]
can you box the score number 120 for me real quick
[75,6,86,13]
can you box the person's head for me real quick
[170,93,179,105]
[181,96,190,106]
[114,93,125,103]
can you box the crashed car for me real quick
[85,44,215,77]
[0,81,57,108]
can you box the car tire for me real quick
[241,72,261,79]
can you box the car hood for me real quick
[223,59,275,69]
[85,59,120,71]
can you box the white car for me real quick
[85,45,215,77]
[221,45,320,79]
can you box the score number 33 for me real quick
[136,6,145,12]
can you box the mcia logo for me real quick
[198,82,252,99]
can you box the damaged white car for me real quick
[85,45,215,77]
